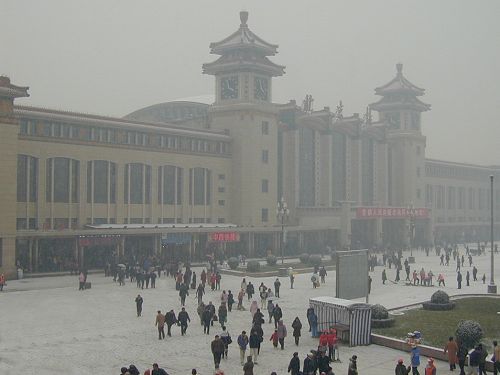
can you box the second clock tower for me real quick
[203,11,285,226]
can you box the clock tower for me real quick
[203,11,285,226]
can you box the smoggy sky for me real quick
[1,0,499,165]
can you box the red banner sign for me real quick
[356,207,429,219]
[209,232,240,242]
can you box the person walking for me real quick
[246,282,255,300]
[492,340,500,375]
[237,330,249,366]
[457,271,462,289]
[466,271,470,286]
[150,271,156,288]
[438,273,445,287]
[0,273,5,291]
[267,299,274,323]
[272,304,283,329]
[177,307,190,336]
[274,278,281,298]
[424,358,436,375]
[319,267,327,283]
[211,335,225,369]
[165,309,177,337]
[218,302,228,327]
[79,271,86,290]
[179,283,189,306]
[196,283,205,305]
[303,353,316,375]
[457,344,467,375]
[151,363,169,375]
[348,355,358,375]
[277,319,287,350]
[249,329,260,364]
[444,336,458,371]
[135,294,143,317]
[202,306,212,334]
[410,345,421,375]
[382,269,387,285]
[395,358,411,375]
[306,307,315,332]
[291,317,302,346]
[155,310,166,340]
[237,289,245,310]
[243,355,254,375]
[478,343,488,375]
[469,345,481,375]
[310,310,318,337]
[220,325,232,359]
[472,266,478,281]
[290,273,295,289]
[288,352,301,375]
[227,290,234,312]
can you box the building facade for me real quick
[1,11,498,277]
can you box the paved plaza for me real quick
[1,245,499,375]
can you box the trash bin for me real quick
[17,268,24,280]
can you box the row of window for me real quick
[426,184,500,210]
[425,163,492,180]
[19,119,230,155]
[17,156,223,206]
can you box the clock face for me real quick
[220,76,239,100]
[254,77,269,101]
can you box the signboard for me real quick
[78,236,120,247]
[209,232,240,242]
[336,249,369,300]
[356,207,429,219]
[161,233,191,245]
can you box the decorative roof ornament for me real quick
[335,100,344,120]
[240,10,248,27]
[0,76,29,100]
[302,94,314,113]
[363,106,372,125]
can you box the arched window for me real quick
[189,167,211,205]
[46,158,79,203]
[17,155,38,202]
[86,161,117,204]
[124,163,151,204]
[157,165,183,205]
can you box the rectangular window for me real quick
[262,121,269,135]
[262,150,269,163]
[262,179,268,193]
[218,200,225,206]
[43,122,51,137]
[218,174,225,180]
[261,208,269,222]
[20,120,28,135]
[218,187,225,193]
[217,218,226,224]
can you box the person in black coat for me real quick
[246,282,255,300]
[135,294,143,317]
[202,307,212,334]
[177,307,190,336]
[165,309,177,337]
[250,323,264,354]
[316,350,330,373]
[179,283,189,306]
[291,317,302,345]
[227,290,234,312]
[288,352,301,375]
[272,304,283,329]
[303,353,317,375]
[252,309,265,326]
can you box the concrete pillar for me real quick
[375,218,383,247]
[247,232,254,257]
[34,239,39,272]
[340,201,352,249]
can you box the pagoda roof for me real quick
[209,11,279,56]
[0,76,29,99]
[370,94,431,112]
[375,63,426,96]
[202,53,285,76]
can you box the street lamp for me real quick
[276,197,290,265]
[488,175,497,293]
[408,204,416,263]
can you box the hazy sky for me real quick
[2,1,499,165]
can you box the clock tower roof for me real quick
[209,11,279,56]
[203,11,285,77]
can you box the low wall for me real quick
[371,334,495,371]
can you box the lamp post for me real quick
[488,175,497,293]
[408,204,416,263]
[276,197,290,265]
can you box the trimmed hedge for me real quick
[246,260,261,272]
[456,320,483,351]
[422,301,456,311]
[299,253,310,264]
[227,257,239,270]
[430,290,450,304]
[371,318,395,328]
[371,304,389,320]
[266,255,277,266]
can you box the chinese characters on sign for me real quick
[209,232,240,242]
[356,207,429,219]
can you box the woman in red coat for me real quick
[443,336,458,371]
